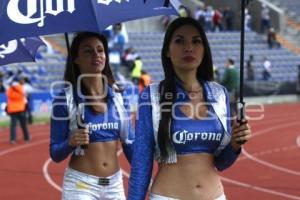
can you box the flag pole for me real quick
[238,0,246,122]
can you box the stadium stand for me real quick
[1,29,299,96]
[270,0,300,20]
[1,1,299,97]
[128,31,300,86]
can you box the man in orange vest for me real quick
[138,70,152,93]
[6,78,31,144]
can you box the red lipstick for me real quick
[183,56,195,62]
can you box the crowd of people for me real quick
[48,17,252,200]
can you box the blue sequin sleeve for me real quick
[50,93,74,162]
[121,89,135,163]
[214,87,241,171]
[128,86,155,200]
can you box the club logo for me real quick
[172,130,222,144]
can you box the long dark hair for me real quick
[158,17,214,159]
[64,32,115,91]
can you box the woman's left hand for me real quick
[231,120,251,151]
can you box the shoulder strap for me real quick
[111,85,130,144]
[149,83,177,163]
[112,92,129,143]
[206,82,231,156]
[149,83,160,148]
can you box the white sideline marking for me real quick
[221,177,300,200]
[238,145,297,161]
[37,124,300,199]
[0,139,48,156]
[243,121,300,176]
[43,158,62,192]
[2,139,297,199]
[243,148,300,176]
[252,121,300,137]
[297,135,300,148]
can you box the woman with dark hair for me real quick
[50,32,133,200]
[128,17,251,200]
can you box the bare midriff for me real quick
[151,153,224,200]
[69,141,120,177]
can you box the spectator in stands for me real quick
[131,56,143,85]
[267,27,281,49]
[112,24,125,51]
[213,64,221,83]
[194,6,206,28]
[161,15,171,30]
[244,8,252,32]
[213,8,223,32]
[262,57,272,81]
[19,76,35,124]
[222,58,239,116]
[121,47,139,77]
[138,70,151,93]
[50,32,133,200]
[246,54,255,81]
[0,71,4,82]
[260,4,271,33]
[223,6,234,31]
[204,6,214,32]
[0,80,5,93]
[110,23,127,76]
[128,17,251,200]
[178,5,190,17]
[6,77,31,144]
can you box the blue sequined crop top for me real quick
[171,106,224,155]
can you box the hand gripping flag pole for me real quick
[238,0,253,121]
[238,0,252,144]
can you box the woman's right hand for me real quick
[68,128,89,147]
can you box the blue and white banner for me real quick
[0,0,180,44]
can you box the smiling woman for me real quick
[74,37,106,74]
[50,32,134,200]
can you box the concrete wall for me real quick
[124,16,166,33]
[124,0,203,32]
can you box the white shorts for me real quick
[62,167,125,200]
[149,193,226,200]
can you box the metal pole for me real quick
[238,0,246,122]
